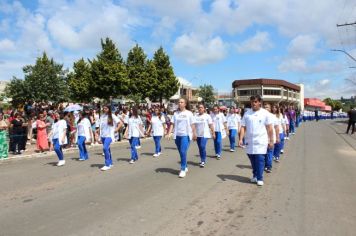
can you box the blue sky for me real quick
[0,0,355,99]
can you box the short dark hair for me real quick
[250,95,262,102]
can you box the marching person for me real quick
[273,106,286,162]
[77,111,93,161]
[124,108,145,164]
[211,105,228,159]
[239,95,274,186]
[264,103,280,172]
[146,107,166,157]
[52,112,68,166]
[226,107,241,152]
[194,103,215,168]
[168,98,197,178]
[99,105,122,171]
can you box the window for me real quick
[263,89,281,96]
[237,89,261,96]
[283,90,288,96]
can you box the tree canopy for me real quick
[198,84,216,105]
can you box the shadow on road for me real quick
[90,164,103,169]
[70,157,80,161]
[141,152,154,156]
[117,158,130,162]
[187,161,200,166]
[155,168,179,175]
[164,147,177,150]
[217,174,251,184]
[46,162,58,166]
[236,164,251,169]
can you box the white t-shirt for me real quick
[276,115,285,134]
[268,113,278,144]
[94,114,100,128]
[195,113,213,138]
[100,114,121,140]
[227,113,241,130]
[172,110,195,139]
[211,112,227,133]
[77,118,92,141]
[151,115,166,137]
[241,108,273,154]
[52,119,68,145]
[128,116,143,139]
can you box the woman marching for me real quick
[36,112,49,153]
[273,106,286,162]
[226,107,241,152]
[168,98,197,178]
[52,112,68,166]
[194,103,215,168]
[77,111,93,161]
[99,104,122,171]
[146,107,166,158]
[124,108,145,164]
[211,105,228,159]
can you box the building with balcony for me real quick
[232,78,304,109]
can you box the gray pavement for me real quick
[0,120,355,236]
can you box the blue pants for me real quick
[77,136,88,160]
[228,129,237,150]
[129,137,139,161]
[289,120,295,133]
[175,136,190,171]
[101,137,113,167]
[196,137,208,163]
[214,132,222,155]
[273,133,285,159]
[53,138,64,161]
[153,136,162,154]
[247,154,265,181]
[137,138,141,146]
[265,147,274,169]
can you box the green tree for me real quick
[198,84,216,105]
[90,38,128,100]
[150,47,179,104]
[67,58,92,102]
[333,101,343,111]
[4,77,31,106]
[5,52,69,105]
[126,44,152,101]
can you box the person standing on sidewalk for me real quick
[211,105,228,159]
[36,112,49,153]
[194,103,215,168]
[168,98,197,178]
[0,113,9,159]
[238,95,274,186]
[346,107,356,135]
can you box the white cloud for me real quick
[319,79,330,86]
[287,35,319,57]
[236,31,273,53]
[278,58,344,74]
[0,39,16,51]
[173,33,227,65]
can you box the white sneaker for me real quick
[157,152,161,156]
[250,177,257,183]
[129,160,135,164]
[257,181,264,186]
[57,160,65,166]
[135,146,141,149]
[178,170,186,178]
[100,165,111,171]
[216,154,221,160]
[280,150,284,154]
[185,167,188,172]
[200,162,205,168]
[102,153,105,156]
[153,153,158,157]
[230,149,235,152]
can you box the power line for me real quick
[337,21,356,27]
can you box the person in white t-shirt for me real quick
[52,112,68,167]
[146,108,166,157]
[195,104,215,168]
[168,98,197,178]
[99,105,122,171]
[263,103,280,173]
[124,108,145,164]
[77,112,93,161]
[277,107,287,156]
[239,95,274,187]
[211,105,228,159]
[226,107,241,152]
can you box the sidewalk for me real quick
[0,137,152,161]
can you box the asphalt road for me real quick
[0,120,355,236]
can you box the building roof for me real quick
[232,78,300,91]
